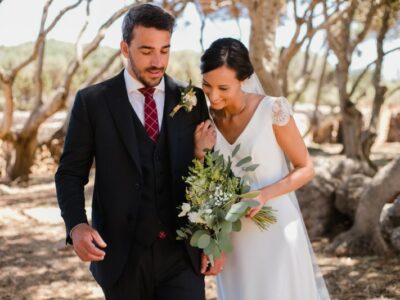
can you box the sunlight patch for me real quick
[24,207,63,224]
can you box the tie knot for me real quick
[138,87,155,97]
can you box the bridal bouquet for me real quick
[176,145,277,264]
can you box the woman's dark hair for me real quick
[200,38,254,81]
[122,4,175,44]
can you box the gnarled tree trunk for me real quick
[8,131,38,181]
[244,0,283,96]
[5,4,130,181]
[328,156,400,256]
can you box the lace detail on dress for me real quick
[272,97,293,126]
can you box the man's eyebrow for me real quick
[138,45,154,50]
[138,45,171,50]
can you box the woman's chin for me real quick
[209,102,225,110]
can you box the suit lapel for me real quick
[164,74,183,179]
[105,70,142,175]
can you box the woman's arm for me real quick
[247,116,314,217]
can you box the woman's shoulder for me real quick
[262,95,293,126]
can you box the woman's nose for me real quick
[208,89,219,102]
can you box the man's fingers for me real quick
[195,122,205,132]
[203,119,212,127]
[74,242,105,261]
[201,254,209,273]
[74,237,105,261]
[202,253,225,275]
[92,230,107,248]
[84,238,106,256]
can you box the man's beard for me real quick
[128,50,164,87]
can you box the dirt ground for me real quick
[0,144,400,300]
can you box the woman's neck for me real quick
[222,93,248,119]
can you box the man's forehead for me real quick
[132,26,171,38]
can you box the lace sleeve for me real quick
[272,97,293,126]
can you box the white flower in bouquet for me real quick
[188,211,207,224]
[178,203,191,217]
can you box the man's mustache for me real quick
[146,67,165,72]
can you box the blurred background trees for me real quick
[1,0,400,257]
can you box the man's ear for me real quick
[120,41,129,58]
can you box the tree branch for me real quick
[84,49,121,87]
[292,45,319,106]
[11,0,83,78]
[387,85,400,98]
[44,0,83,35]
[350,2,381,53]
[0,68,5,82]
[20,4,134,136]
[349,46,400,98]
[75,0,92,64]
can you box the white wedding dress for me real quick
[214,96,330,300]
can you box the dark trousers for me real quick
[102,237,205,300]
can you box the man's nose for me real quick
[151,54,163,68]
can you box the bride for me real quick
[195,38,330,300]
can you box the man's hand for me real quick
[71,223,107,262]
[201,252,225,276]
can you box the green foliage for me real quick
[177,148,277,263]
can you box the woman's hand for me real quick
[244,191,266,218]
[194,120,216,160]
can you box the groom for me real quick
[55,4,215,299]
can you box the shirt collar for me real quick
[124,68,165,94]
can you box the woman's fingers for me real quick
[246,205,262,218]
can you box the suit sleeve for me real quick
[55,91,94,244]
[194,87,210,122]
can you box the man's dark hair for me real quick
[122,3,175,44]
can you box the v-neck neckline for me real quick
[213,97,266,146]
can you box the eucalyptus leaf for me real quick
[242,199,260,207]
[232,144,241,157]
[221,221,232,234]
[243,164,260,172]
[241,184,251,194]
[236,156,252,167]
[239,191,260,199]
[232,219,242,232]
[197,233,211,249]
[203,239,216,256]
[190,230,207,247]
[225,202,248,222]
[218,234,233,252]
[176,229,187,239]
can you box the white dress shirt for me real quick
[123,69,165,128]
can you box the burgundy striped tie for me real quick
[139,87,159,143]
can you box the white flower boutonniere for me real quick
[169,80,197,117]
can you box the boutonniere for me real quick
[169,80,197,117]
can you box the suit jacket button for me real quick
[134,183,141,190]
